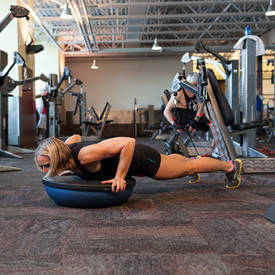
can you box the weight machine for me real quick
[143,90,172,141]
[41,67,71,138]
[193,40,240,124]
[0,50,49,159]
[195,39,265,157]
[180,55,275,174]
[82,102,113,140]
[0,5,29,173]
[61,77,86,135]
[61,78,112,140]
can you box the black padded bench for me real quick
[207,69,265,143]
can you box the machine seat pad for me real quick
[82,120,113,126]
[207,69,235,126]
[230,121,265,131]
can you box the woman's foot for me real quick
[225,159,242,189]
[188,173,200,184]
[188,155,201,184]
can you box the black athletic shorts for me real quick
[130,144,161,177]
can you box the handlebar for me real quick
[68,90,85,116]
[50,66,71,99]
[6,74,50,93]
[195,40,231,77]
[73,94,80,115]
[0,6,29,34]
[13,74,49,85]
[60,78,83,95]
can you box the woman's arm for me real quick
[65,134,82,145]
[79,137,136,192]
[163,96,176,125]
[195,102,204,120]
[58,134,82,176]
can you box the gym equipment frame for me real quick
[0,5,29,172]
[82,102,113,140]
[46,67,71,138]
[61,77,87,136]
[202,68,275,174]
[178,55,275,174]
[194,40,240,124]
[0,50,48,158]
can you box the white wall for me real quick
[35,44,59,112]
[66,56,184,123]
[35,44,59,94]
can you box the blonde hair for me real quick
[34,137,72,177]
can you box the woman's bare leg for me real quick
[154,153,233,180]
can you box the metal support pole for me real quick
[226,60,240,124]
[257,56,263,91]
[240,38,257,154]
[0,51,8,150]
[273,61,275,118]
[0,13,13,33]
[48,74,58,138]
[206,81,238,160]
[79,85,86,136]
[268,61,275,142]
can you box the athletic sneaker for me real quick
[188,173,200,184]
[225,159,243,189]
[188,156,201,184]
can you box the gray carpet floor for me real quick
[0,137,275,275]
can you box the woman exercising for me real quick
[35,134,242,193]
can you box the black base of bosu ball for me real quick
[42,175,136,208]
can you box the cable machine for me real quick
[0,50,49,158]
[45,67,71,138]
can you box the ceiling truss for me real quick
[31,0,275,57]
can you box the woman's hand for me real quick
[101,176,127,193]
[188,126,196,134]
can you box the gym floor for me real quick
[1,137,275,274]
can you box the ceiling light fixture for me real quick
[60,2,73,19]
[266,0,275,16]
[90,58,99,69]
[152,38,162,51]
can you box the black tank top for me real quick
[173,89,197,126]
[68,141,161,180]
[69,141,133,180]
[181,89,197,111]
